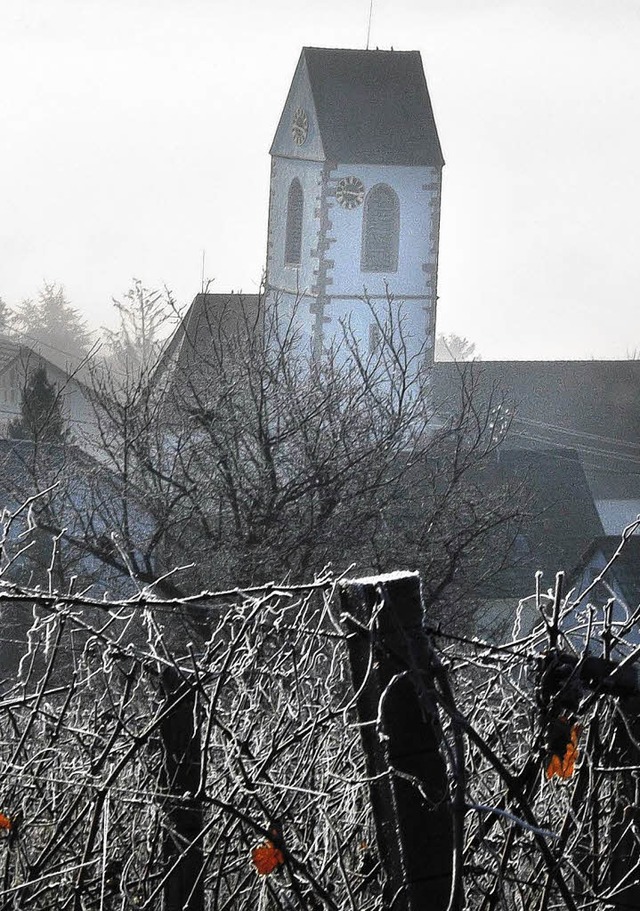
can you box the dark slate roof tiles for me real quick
[474,447,605,598]
[301,47,444,166]
[157,294,261,377]
[432,361,640,499]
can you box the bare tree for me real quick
[0,290,523,631]
[68,294,522,630]
[102,280,181,378]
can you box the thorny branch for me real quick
[0,518,637,908]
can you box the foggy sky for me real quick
[1,0,639,359]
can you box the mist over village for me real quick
[0,1,639,907]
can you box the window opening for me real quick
[369,322,382,354]
[285,178,304,266]
[361,184,399,273]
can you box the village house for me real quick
[0,336,95,441]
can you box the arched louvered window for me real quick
[361,184,400,273]
[285,178,304,266]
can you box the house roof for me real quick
[0,332,94,383]
[291,47,444,166]
[158,293,261,378]
[432,361,640,499]
[0,339,21,375]
[0,336,91,387]
[0,438,154,598]
[569,535,640,611]
[473,447,605,599]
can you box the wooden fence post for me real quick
[339,571,453,911]
[609,695,640,909]
[160,667,205,911]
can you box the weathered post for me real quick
[339,571,453,911]
[609,694,640,909]
[160,667,205,911]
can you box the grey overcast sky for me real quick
[1,0,639,359]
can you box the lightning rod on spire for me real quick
[366,0,374,50]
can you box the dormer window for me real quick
[285,178,304,266]
[361,184,399,273]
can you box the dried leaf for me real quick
[546,723,582,780]
[251,839,285,875]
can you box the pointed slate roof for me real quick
[272,47,444,167]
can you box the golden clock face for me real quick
[291,107,308,145]
[336,176,365,209]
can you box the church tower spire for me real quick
[265,47,444,360]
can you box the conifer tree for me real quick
[0,297,11,334]
[8,365,67,443]
[13,283,92,360]
[435,332,478,362]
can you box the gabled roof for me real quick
[158,293,261,378]
[0,333,93,382]
[0,337,95,408]
[432,361,640,499]
[0,338,22,374]
[569,535,640,611]
[272,47,444,167]
[473,447,605,599]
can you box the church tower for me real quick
[265,47,444,359]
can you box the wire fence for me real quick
[0,522,638,910]
[0,580,378,910]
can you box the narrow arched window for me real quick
[361,184,399,273]
[285,178,303,266]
